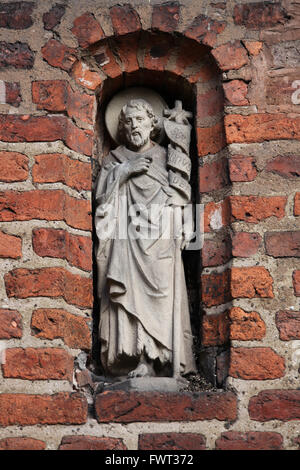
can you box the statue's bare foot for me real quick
[128,363,152,378]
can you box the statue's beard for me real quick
[126,130,149,149]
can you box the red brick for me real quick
[204,199,230,233]
[4,268,93,308]
[0,2,34,29]
[43,4,65,31]
[293,270,300,296]
[229,307,266,341]
[5,82,21,106]
[32,80,67,112]
[71,12,104,49]
[0,231,22,259]
[0,393,87,426]
[197,87,224,120]
[0,309,22,339]
[32,228,92,272]
[152,2,180,32]
[0,437,46,450]
[2,348,74,381]
[170,41,208,82]
[249,390,300,422]
[114,36,140,74]
[202,311,229,346]
[32,153,91,191]
[0,41,34,68]
[233,3,287,29]
[185,14,226,47]
[225,114,300,144]
[265,231,300,257]
[197,121,226,156]
[199,158,228,193]
[202,237,231,267]
[139,433,206,450]
[202,270,231,307]
[110,5,141,35]
[229,155,257,182]
[143,34,174,72]
[243,41,262,56]
[229,347,285,380]
[231,232,261,257]
[41,39,77,71]
[95,391,237,423]
[231,266,274,298]
[65,120,94,156]
[212,41,248,71]
[93,42,122,78]
[71,61,102,91]
[223,80,249,106]
[215,431,283,450]
[0,190,92,231]
[276,311,300,341]
[66,86,95,125]
[295,193,300,216]
[59,435,127,450]
[31,308,91,350]
[265,155,300,179]
[230,196,287,223]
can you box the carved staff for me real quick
[163,101,192,378]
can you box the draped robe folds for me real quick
[95,143,196,377]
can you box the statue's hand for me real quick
[123,156,152,178]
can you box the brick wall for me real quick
[0,0,299,450]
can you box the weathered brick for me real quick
[212,41,248,71]
[276,311,300,341]
[114,36,140,74]
[230,196,287,223]
[66,86,95,125]
[110,4,141,35]
[139,433,206,450]
[0,309,22,339]
[95,391,237,422]
[202,237,231,267]
[231,266,274,298]
[199,158,228,193]
[0,41,34,68]
[5,82,21,106]
[266,75,300,107]
[143,34,174,72]
[293,270,300,296]
[0,2,34,29]
[215,431,283,450]
[233,3,287,29]
[32,80,67,112]
[185,14,226,47]
[229,307,266,341]
[32,228,92,272]
[223,80,248,106]
[152,2,180,33]
[59,435,127,450]
[295,193,300,216]
[225,114,300,144]
[71,12,105,49]
[4,267,93,308]
[2,348,74,381]
[0,393,87,426]
[231,232,261,257]
[201,270,231,307]
[93,43,122,78]
[249,390,300,421]
[170,41,208,83]
[204,199,230,233]
[72,60,102,91]
[229,155,257,182]
[265,231,300,257]
[31,308,91,350]
[197,87,224,120]
[41,39,77,71]
[64,119,93,156]
[202,311,229,346]
[197,122,226,156]
[32,153,91,191]
[43,3,65,31]
[0,231,22,259]
[265,155,300,179]
[243,41,263,56]
[229,347,285,380]
[0,190,92,231]
[0,437,46,450]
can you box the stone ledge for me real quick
[94,390,237,423]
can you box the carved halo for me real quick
[104,87,168,145]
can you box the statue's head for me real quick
[118,99,160,150]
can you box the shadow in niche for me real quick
[90,64,227,390]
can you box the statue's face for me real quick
[123,106,154,150]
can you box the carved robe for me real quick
[95,143,196,376]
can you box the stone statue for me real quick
[95,90,196,381]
